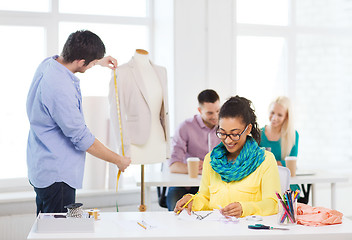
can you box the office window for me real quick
[236,0,289,26]
[59,22,149,96]
[0,1,150,188]
[0,0,49,12]
[296,0,352,27]
[294,0,352,169]
[59,0,147,17]
[234,0,352,170]
[236,36,287,126]
[235,1,289,128]
[295,36,352,169]
[0,26,45,179]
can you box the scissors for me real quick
[248,224,289,230]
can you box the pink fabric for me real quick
[296,203,343,227]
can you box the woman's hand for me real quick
[220,202,243,218]
[97,56,117,69]
[174,194,193,215]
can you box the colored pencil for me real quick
[275,192,295,223]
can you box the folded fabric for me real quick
[296,203,343,227]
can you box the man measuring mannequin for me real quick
[26,30,131,215]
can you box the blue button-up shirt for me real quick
[26,55,95,189]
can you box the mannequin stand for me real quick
[139,164,147,212]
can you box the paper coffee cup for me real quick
[187,157,200,178]
[285,156,297,177]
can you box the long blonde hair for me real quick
[270,96,295,160]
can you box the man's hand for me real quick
[220,202,243,218]
[116,155,131,172]
[97,56,117,70]
[87,138,130,171]
[169,161,188,174]
[198,160,204,174]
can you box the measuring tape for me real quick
[114,69,124,191]
[86,208,100,220]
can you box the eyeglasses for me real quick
[216,125,249,141]
[191,211,213,220]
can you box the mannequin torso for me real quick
[130,50,167,164]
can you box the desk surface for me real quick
[27,212,352,240]
[137,171,349,187]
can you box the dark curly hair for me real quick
[219,95,261,144]
[61,30,105,66]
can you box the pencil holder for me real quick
[277,196,297,225]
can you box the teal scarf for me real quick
[210,136,265,182]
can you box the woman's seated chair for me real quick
[277,166,311,203]
[278,166,290,194]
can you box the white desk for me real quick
[27,211,352,240]
[290,174,348,209]
[137,171,348,209]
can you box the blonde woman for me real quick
[259,96,299,166]
[260,96,305,201]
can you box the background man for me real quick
[166,89,221,211]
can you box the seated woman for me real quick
[259,96,303,201]
[174,96,281,218]
[259,96,299,166]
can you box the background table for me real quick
[27,211,352,240]
[137,171,348,209]
[290,174,348,209]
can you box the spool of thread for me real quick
[86,208,100,220]
[65,203,84,218]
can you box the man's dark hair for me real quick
[197,89,220,105]
[61,30,105,66]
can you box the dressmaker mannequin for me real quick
[109,49,169,165]
[130,49,167,164]
[109,49,170,211]
[132,49,168,211]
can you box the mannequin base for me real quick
[139,204,147,212]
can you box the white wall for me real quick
[173,0,235,127]
[153,0,175,131]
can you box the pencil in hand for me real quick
[176,192,198,215]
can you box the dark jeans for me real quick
[33,182,76,215]
[166,187,198,211]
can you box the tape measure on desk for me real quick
[86,208,100,220]
[114,69,124,191]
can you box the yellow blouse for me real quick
[192,150,281,217]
